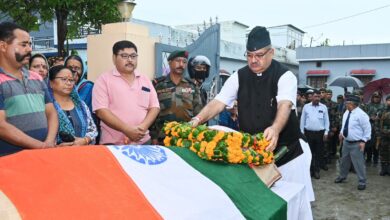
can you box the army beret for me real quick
[313,89,321,95]
[345,95,360,103]
[246,26,271,51]
[353,89,363,96]
[167,50,189,61]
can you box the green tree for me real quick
[320,38,331,46]
[0,0,121,57]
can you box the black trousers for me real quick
[365,132,378,163]
[305,130,325,173]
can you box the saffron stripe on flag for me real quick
[108,145,246,220]
[169,146,287,220]
[0,146,163,220]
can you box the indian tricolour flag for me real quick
[0,145,286,220]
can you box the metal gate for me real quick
[154,24,220,93]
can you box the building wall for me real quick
[87,22,158,82]
[268,25,303,49]
[297,44,390,99]
[268,26,288,48]
[220,58,246,74]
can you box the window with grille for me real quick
[307,76,328,89]
[353,75,373,86]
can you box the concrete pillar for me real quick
[87,22,158,82]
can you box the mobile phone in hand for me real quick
[59,131,75,142]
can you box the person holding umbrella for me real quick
[379,95,390,176]
[366,92,385,165]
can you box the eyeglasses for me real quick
[244,48,272,60]
[118,53,138,60]
[55,77,76,84]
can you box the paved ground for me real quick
[311,157,390,220]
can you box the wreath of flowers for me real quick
[162,121,274,166]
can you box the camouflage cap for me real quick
[337,95,344,99]
[352,89,363,96]
[386,95,390,101]
[326,89,332,93]
[372,91,381,97]
[167,50,189,61]
[319,88,326,92]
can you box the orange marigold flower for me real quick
[197,131,205,141]
[177,138,183,147]
[163,136,172,146]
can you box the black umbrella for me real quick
[329,76,364,93]
[297,84,314,93]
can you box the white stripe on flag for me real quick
[108,145,245,220]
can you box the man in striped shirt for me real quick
[0,22,58,156]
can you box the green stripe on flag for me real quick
[170,147,287,220]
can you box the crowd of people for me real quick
[1,20,389,201]
[297,86,390,187]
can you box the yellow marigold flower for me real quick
[200,141,207,152]
[190,146,197,153]
[206,141,217,159]
[177,138,183,147]
[188,132,193,141]
[214,131,225,143]
[163,136,172,146]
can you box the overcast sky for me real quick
[132,0,390,46]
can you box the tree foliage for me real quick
[0,0,121,57]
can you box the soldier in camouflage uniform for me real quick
[151,50,202,144]
[335,95,345,155]
[326,89,339,160]
[319,88,327,104]
[353,90,368,113]
[379,95,390,175]
[365,92,384,165]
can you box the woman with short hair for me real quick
[48,65,97,145]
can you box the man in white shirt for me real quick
[300,90,330,179]
[190,26,314,203]
[335,95,371,190]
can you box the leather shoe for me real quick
[313,172,320,179]
[357,184,366,190]
[334,177,346,183]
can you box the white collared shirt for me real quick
[215,70,297,108]
[300,102,330,135]
[340,107,371,142]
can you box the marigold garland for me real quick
[162,121,274,166]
